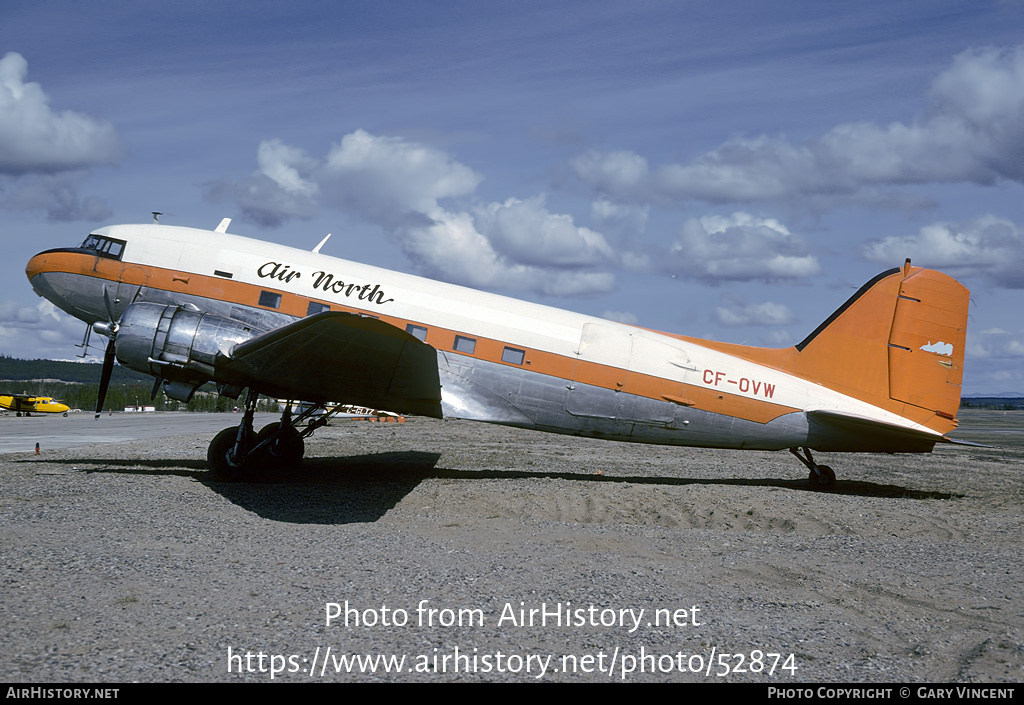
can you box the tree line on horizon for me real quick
[2,380,280,414]
[0,356,277,413]
[0,355,151,384]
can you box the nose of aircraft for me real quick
[24,249,92,321]
[25,249,66,305]
[25,250,50,282]
[25,248,115,326]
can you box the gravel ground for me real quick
[1,409,1021,683]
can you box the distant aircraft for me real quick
[25,219,971,487]
[0,394,70,417]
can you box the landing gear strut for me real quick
[789,447,836,490]
[208,388,260,480]
[207,393,334,480]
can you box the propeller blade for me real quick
[102,287,117,326]
[95,339,115,419]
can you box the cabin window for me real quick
[453,335,476,354]
[80,235,127,261]
[307,301,330,316]
[258,291,282,309]
[406,324,427,342]
[502,347,526,365]
[214,270,233,279]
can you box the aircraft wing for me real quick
[223,312,442,418]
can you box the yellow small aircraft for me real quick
[0,394,70,417]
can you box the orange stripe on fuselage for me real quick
[30,250,799,425]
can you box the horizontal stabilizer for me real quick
[225,312,442,417]
[806,409,944,453]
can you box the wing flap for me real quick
[225,312,442,417]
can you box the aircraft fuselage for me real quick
[26,222,966,459]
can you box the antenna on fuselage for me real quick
[313,233,331,254]
[152,212,164,223]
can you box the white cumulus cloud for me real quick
[475,196,615,267]
[320,129,482,226]
[666,212,820,282]
[0,299,85,357]
[206,139,321,227]
[0,52,120,221]
[0,172,111,221]
[0,52,123,176]
[862,214,1024,288]
[571,45,1024,207]
[257,139,320,198]
[570,150,649,196]
[207,130,617,297]
[396,209,614,297]
[715,299,796,327]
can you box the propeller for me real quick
[95,339,116,418]
[93,288,121,419]
[92,284,149,417]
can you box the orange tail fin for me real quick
[792,260,969,431]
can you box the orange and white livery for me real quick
[25,218,970,486]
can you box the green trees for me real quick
[0,357,279,413]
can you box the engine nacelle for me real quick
[114,302,266,401]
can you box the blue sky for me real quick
[2,0,1023,394]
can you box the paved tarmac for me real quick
[0,411,280,454]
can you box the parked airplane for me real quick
[0,394,70,416]
[25,218,970,487]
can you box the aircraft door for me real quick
[566,323,631,419]
[566,323,692,423]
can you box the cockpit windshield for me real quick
[80,234,126,260]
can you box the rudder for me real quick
[886,263,968,421]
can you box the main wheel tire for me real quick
[208,426,256,480]
[256,422,305,468]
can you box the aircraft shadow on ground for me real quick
[17,451,961,524]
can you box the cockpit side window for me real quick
[80,234,127,260]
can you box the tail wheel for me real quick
[808,464,836,490]
[256,422,305,467]
[791,447,838,491]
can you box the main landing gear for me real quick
[789,447,836,491]
[207,389,333,480]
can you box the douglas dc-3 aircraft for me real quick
[0,394,70,416]
[25,218,970,487]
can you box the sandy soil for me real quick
[1,409,1021,682]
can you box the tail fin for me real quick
[792,260,969,432]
